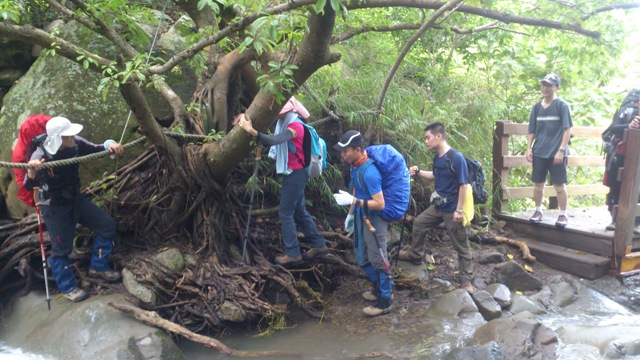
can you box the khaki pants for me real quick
[407,205,473,280]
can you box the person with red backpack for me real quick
[25,116,124,302]
[12,114,52,208]
[236,97,328,266]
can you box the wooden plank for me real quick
[614,129,640,272]
[519,236,610,280]
[503,184,609,199]
[503,156,605,168]
[500,123,604,138]
[497,214,612,256]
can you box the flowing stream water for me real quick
[2,286,640,359]
[181,289,640,360]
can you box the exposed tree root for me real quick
[470,234,536,262]
[109,301,305,358]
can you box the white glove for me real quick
[333,190,355,206]
[344,213,355,232]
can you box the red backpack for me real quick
[12,114,52,207]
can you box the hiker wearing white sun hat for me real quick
[24,116,124,302]
[43,116,84,154]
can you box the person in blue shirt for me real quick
[398,122,474,292]
[333,130,393,316]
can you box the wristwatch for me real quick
[456,209,464,214]
[558,147,565,152]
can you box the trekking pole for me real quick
[241,144,263,266]
[33,188,51,310]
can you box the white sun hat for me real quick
[44,116,83,154]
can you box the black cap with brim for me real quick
[334,130,364,151]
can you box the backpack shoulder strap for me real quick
[445,149,461,185]
[357,158,375,196]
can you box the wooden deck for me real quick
[497,207,640,279]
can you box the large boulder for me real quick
[0,292,182,360]
[0,16,197,218]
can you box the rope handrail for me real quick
[0,137,149,169]
[0,130,213,170]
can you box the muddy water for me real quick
[184,289,640,360]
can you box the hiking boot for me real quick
[460,280,474,293]
[362,281,379,302]
[274,254,302,266]
[555,215,568,229]
[302,247,328,261]
[63,288,88,302]
[88,268,122,282]
[363,297,393,317]
[606,222,615,231]
[529,211,543,224]
[398,250,423,265]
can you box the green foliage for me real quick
[255,61,299,104]
[203,129,225,143]
[0,0,22,23]
[197,0,227,13]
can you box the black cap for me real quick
[540,73,561,86]
[334,130,364,151]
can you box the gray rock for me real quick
[445,341,504,360]
[427,289,478,318]
[472,290,502,321]
[122,268,158,307]
[549,280,577,308]
[184,254,197,268]
[153,248,185,272]
[396,259,429,282]
[606,338,640,358]
[478,252,505,264]
[485,283,512,308]
[217,301,247,322]
[508,294,546,315]
[495,260,543,291]
[0,292,181,360]
[157,16,194,53]
[473,311,558,360]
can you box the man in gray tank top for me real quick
[525,73,573,228]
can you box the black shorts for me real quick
[531,156,567,184]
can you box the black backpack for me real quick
[436,150,488,204]
[602,89,640,144]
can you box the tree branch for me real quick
[147,0,317,76]
[347,0,604,38]
[581,3,640,21]
[66,0,139,58]
[0,23,111,71]
[201,2,339,184]
[375,0,464,112]
[333,21,500,43]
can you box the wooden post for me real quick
[613,129,640,273]
[493,121,510,214]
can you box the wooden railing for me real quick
[613,129,640,275]
[492,120,607,214]
[493,121,640,275]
